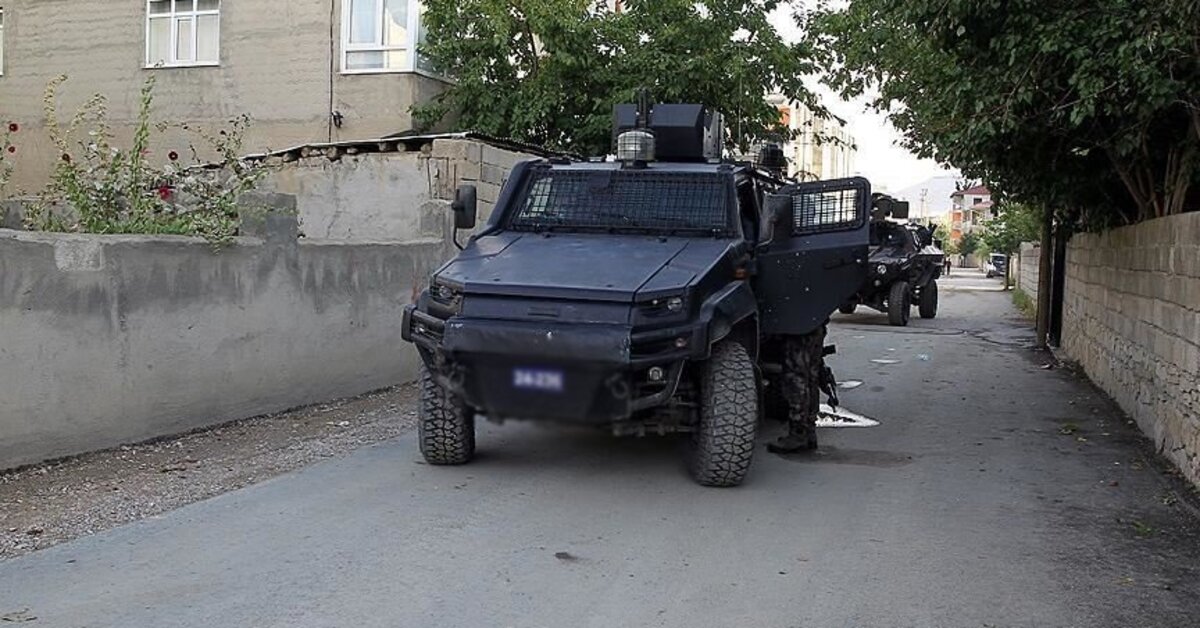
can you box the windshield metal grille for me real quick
[510,169,732,233]
[792,187,864,235]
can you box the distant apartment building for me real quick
[766,94,856,181]
[949,184,995,241]
[0,0,448,190]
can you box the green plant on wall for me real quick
[23,75,270,247]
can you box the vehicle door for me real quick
[755,177,871,336]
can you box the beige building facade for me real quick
[0,0,447,191]
[766,94,856,181]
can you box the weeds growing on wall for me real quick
[21,75,271,247]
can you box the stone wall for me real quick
[0,215,448,470]
[1061,213,1200,485]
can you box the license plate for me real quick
[513,368,564,393]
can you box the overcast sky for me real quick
[767,5,958,192]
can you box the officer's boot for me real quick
[767,411,819,454]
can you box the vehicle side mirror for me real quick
[451,184,478,231]
[761,193,793,246]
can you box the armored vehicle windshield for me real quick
[507,166,735,236]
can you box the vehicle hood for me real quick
[437,233,726,302]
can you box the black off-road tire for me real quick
[919,280,939,319]
[689,340,759,487]
[418,364,476,465]
[838,302,858,315]
[888,281,911,327]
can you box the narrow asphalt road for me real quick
[3,276,1198,628]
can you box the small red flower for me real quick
[6,146,14,154]
[168,151,179,162]
[7,123,18,133]
[61,153,72,163]
[157,185,174,201]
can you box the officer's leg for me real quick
[767,325,826,453]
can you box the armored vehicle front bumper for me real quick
[403,306,704,423]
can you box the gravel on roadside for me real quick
[0,385,418,561]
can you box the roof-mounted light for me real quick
[616,129,656,166]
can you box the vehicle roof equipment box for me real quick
[613,103,723,162]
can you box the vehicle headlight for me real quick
[876,263,889,276]
[640,294,687,317]
[430,278,462,305]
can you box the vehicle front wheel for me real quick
[838,302,858,315]
[887,281,911,327]
[919,280,939,319]
[418,363,476,465]
[689,340,759,487]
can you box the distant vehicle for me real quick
[402,100,873,486]
[838,196,945,326]
[985,253,1008,279]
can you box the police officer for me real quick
[768,324,829,453]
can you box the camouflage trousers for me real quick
[781,324,827,444]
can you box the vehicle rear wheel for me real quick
[838,302,858,315]
[887,281,911,327]
[418,363,476,465]
[689,340,759,487]
[919,280,939,319]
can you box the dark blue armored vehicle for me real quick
[839,198,945,326]
[403,103,874,486]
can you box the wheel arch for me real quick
[699,281,760,361]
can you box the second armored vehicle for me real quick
[838,196,945,326]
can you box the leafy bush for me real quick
[22,75,270,246]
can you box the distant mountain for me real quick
[892,175,961,220]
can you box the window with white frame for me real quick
[342,0,430,73]
[146,0,220,67]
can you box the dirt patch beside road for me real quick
[0,385,418,560]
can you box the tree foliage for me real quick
[802,0,1200,228]
[981,203,1041,256]
[417,0,824,156]
[957,232,980,258]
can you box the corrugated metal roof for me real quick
[244,131,578,163]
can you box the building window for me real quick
[0,8,6,76]
[146,0,220,67]
[342,0,430,74]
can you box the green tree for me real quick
[417,0,825,156]
[981,203,1042,288]
[981,203,1041,260]
[957,232,979,259]
[802,0,1200,227]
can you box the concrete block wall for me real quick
[0,222,445,470]
[1061,213,1200,485]
[263,139,535,243]
[1014,241,1041,297]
